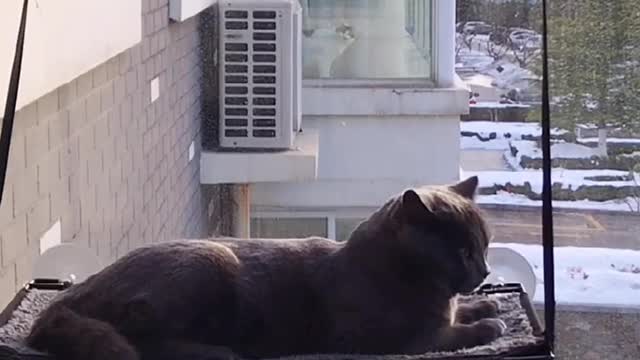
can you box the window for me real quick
[335,217,365,241]
[250,213,368,241]
[299,0,433,79]
[458,0,640,358]
[250,217,328,238]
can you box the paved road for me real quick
[480,205,640,250]
[460,150,510,171]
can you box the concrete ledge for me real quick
[200,130,319,184]
[301,84,469,117]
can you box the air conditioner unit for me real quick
[219,0,302,150]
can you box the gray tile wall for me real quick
[0,0,231,309]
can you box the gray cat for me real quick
[26,176,505,360]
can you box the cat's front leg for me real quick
[455,298,500,324]
[404,318,507,353]
[436,318,507,351]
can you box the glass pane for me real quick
[250,217,328,238]
[458,0,640,358]
[335,217,366,241]
[547,1,640,358]
[300,0,432,79]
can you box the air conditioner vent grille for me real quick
[219,0,300,149]
[225,21,248,30]
[225,10,248,19]
[253,87,276,95]
[225,86,249,95]
[253,10,277,19]
[225,97,249,106]
[254,32,276,41]
[225,54,248,62]
[225,65,248,73]
[253,21,276,30]
[253,54,276,63]
[225,129,248,138]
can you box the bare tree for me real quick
[509,37,541,69]
[625,164,640,213]
[462,33,476,51]
[455,33,464,60]
[486,41,508,61]
[456,21,477,51]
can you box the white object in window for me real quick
[299,0,432,80]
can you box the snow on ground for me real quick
[549,142,601,158]
[621,151,640,158]
[464,169,638,194]
[470,102,530,109]
[461,136,512,150]
[460,121,568,151]
[506,140,602,169]
[477,191,638,212]
[457,36,537,91]
[579,137,640,144]
[483,61,537,91]
[504,140,536,169]
[457,47,494,70]
[493,242,640,308]
[462,121,567,138]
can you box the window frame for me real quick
[300,0,461,117]
[252,208,376,240]
[301,0,436,87]
[250,213,332,239]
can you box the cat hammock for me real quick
[0,1,557,359]
[0,280,547,360]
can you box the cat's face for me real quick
[396,176,492,295]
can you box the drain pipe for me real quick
[232,184,251,238]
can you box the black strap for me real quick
[0,0,29,206]
[540,0,556,351]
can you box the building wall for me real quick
[0,0,141,111]
[251,115,461,210]
[0,0,230,309]
[249,0,465,215]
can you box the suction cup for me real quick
[484,246,537,299]
[32,243,104,285]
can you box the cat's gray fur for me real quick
[26,176,505,360]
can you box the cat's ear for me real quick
[401,189,431,221]
[450,176,479,200]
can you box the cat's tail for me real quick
[25,303,139,360]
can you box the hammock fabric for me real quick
[0,283,545,360]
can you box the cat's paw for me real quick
[455,299,500,324]
[471,298,500,319]
[472,318,507,345]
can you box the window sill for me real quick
[200,130,319,184]
[302,76,470,116]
